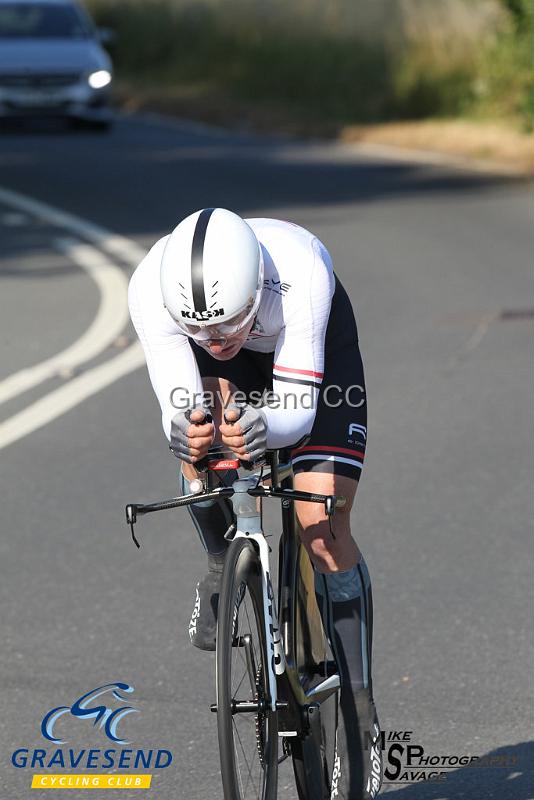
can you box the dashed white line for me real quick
[0,237,130,405]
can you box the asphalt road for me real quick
[1,114,533,800]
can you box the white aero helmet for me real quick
[160,207,263,341]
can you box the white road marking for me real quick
[0,186,146,266]
[0,237,130,405]
[0,342,145,449]
[0,185,149,449]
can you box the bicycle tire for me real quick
[216,537,278,800]
[290,696,339,800]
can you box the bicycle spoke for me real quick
[231,592,261,705]
[257,749,264,798]
[231,633,253,700]
[233,716,259,796]
[232,663,249,699]
[233,644,248,687]
[228,588,263,798]
[217,539,277,800]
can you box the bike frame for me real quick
[215,452,341,742]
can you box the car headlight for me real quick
[88,70,112,89]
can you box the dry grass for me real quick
[340,118,534,173]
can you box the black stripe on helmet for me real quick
[191,208,215,312]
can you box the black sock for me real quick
[314,560,373,694]
[314,560,381,799]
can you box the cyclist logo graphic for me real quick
[41,683,139,746]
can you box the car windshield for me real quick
[0,3,91,38]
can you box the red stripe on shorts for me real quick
[291,445,365,459]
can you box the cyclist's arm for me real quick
[262,238,335,449]
[128,239,205,439]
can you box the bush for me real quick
[475,0,534,129]
[87,0,522,126]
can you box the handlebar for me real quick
[125,483,345,548]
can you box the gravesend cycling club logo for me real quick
[11,682,173,790]
[41,682,138,745]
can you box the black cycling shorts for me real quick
[191,275,367,481]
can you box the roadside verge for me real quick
[115,83,534,178]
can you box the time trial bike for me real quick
[126,446,345,800]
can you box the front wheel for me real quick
[216,537,278,800]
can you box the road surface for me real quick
[1,114,533,799]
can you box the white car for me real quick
[0,0,113,129]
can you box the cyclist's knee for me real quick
[294,472,358,571]
[297,507,358,572]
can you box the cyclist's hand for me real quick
[170,407,215,463]
[220,403,267,462]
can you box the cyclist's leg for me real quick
[181,377,239,650]
[290,277,382,799]
[294,472,381,800]
[181,376,238,558]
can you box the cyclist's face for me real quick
[198,319,254,360]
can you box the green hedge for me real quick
[476,0,534,129]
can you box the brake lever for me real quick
[125,504,140,549]
[325,496,336,517]
[325,496,337,540]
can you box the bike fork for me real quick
[230,479,286,714]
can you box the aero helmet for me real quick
[160,208,263,340]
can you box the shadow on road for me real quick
[0,117,107,136]
[0,115,526,242]
[383,741,534,799]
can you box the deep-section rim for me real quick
[216,537,278,800]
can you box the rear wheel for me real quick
[290,695,339,800]
[290,544,341,800]
[216,537,278,800]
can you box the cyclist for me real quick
[128,207,382,800]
